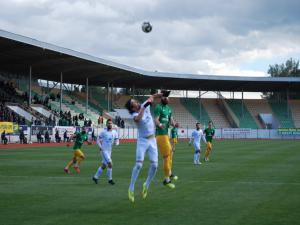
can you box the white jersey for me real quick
[131,101,155,138]
[97,129,119,151]
[190,129,206,145]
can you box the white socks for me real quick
[94,166,103,179]
[145,162,158,189]
[94,166,113,181]
[107,168,112,180]
[129,162,143,192]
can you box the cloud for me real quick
[0,0,299,77]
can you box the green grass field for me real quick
[1,140,300,225]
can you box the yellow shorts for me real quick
[207,142,213,150]
[156,135,172,157]
[172,138,178,145]
[73,149,85,158]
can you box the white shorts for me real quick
[101,150,112,164]
[136,137,158,163]
[193,142,201,152]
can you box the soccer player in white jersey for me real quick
[125,93,163,203]
[92,119,119,185]
[189,122,207,165]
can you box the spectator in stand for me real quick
[1,130,8,144]
[121,119,125,128]
[55,130,61,143]
[91,130,96,141]
[19,130,27,144]
[37,131,44,143]
[64,130,70,142]
[88,119,92,127]
[45,131,50,143]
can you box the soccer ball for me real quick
[142,22,152,33]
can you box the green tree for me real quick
[268,58,300,77]
[263,58,300,100]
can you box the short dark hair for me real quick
[196,122,200,125]
[107,118,112,123]
[125,98,135,114]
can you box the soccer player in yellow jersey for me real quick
[204,121,215,162]
[154,91,178,189]
[64,127,90,174]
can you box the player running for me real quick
[92,119,119,185]
[125,93,162,203]
[189,122,207,165]
[64,127,90,174]
[204,121,215,162]
[154,91,178,189]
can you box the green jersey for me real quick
[204,128,215,142]
[154,104,172,135]
[170,127,178,139]
[73,132,88,150]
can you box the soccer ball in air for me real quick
[142,22,152,33]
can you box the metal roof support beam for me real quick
[86,77,88,114]
[110,83,113,112]
[241,91,244,118]
[199,89,202,123]
[60,72,63,113]
[107,82,110,112]
[286,88,289,119]
[29,66,32,106]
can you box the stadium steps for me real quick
[226,99,258,128]
[89,88,109,111]
[63,94,99,122]
[269,100,295,128]
[289,100,300,128]
[201,99,231,128]
[6,104,36,122]
[114,94,131,109]
[179,98,211,128]
[244,99,274,128]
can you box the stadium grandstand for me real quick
[1,29,300,143]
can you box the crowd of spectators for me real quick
[0,102,26,125]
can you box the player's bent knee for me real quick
[135,162,143,170]
[151,162,158,169]
[107,162,113,168]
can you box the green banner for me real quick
[278,128,300,135]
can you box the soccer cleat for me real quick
[64,167,71,174]
[108,180,115,185]
[198,161,202,165]
[92,176,98,184]
[205,157,209,162]
[170,174,178,181]
[128,190,135,203]
[194,160,198,165]
[163,180,175,189]
[73,166,80,174]
[142,183,148,199]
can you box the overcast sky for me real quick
[0,0,300,77]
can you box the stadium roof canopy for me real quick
[1,29,300,92]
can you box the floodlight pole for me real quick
[60,72,63,113]
[86,77,89,114]
[29,66,32,105]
